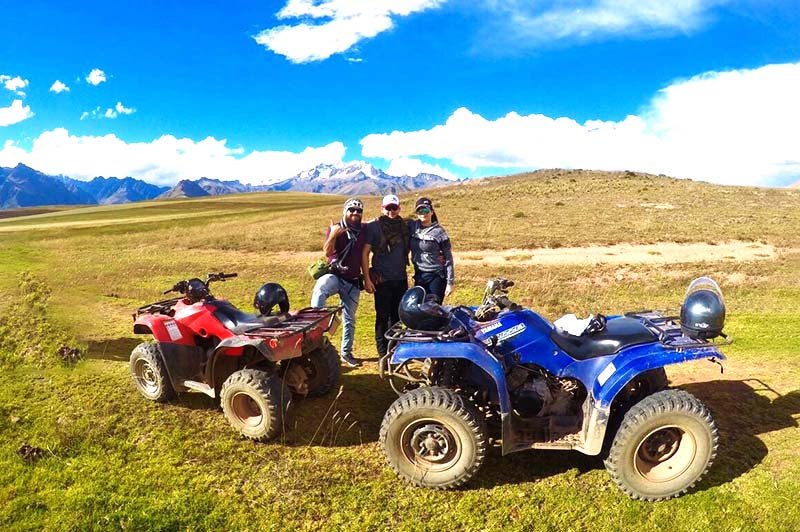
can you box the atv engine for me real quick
[507,365,583,418]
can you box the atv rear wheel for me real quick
[130,342,175,402]
[604,389,718,501]
[220,369,287,441]
[380,387,487,489]
[298,339,341,398]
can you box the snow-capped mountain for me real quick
[267,161,454,195]
[0,161,456,210]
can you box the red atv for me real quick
[129,272,341,441]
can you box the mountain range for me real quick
[0,162,454,209]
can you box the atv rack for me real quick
[134,297,181,318]
[383,322,470,344]
[380,323,471,394]
[625,310,732,348]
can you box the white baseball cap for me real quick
[382,194,400,207]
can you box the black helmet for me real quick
[186,278,209,303]
[680,277,725,339]
[254,282,290,316]
[398,286,450,331]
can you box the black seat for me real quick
[550,317,657,360]
[212,300,283,334]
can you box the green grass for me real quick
[1,173,799,530]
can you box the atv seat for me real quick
[549,317,657,360]
[212,300,284,334]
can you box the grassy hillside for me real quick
[1,170,798,531]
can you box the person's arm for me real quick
[362,242,375,293]
[323,222,344,257]
[441,236,455,299]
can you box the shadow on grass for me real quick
[467,379,800,492]
[682,379,799,490]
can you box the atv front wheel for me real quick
[604,389,718,501]
[130,342,175,402]
[220,369,287,441]
[380,387,487,489]
[298,339,341,397]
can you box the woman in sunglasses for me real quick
[408,197,454,304]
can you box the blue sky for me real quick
[1,0,798,186]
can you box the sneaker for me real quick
[340,354,362,368]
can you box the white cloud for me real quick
[254,0,445,63]
[0,128,346,186]
[1,75,29,96]
[50,80,70,93]
[361,62,800,187]
[481,0,730,49]
[86,68,107,86]
[0,100,34,127]
[115,101,135,115]
[81,101,136,120]
[386,157,459,180]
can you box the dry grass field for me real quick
[0,169,798,531]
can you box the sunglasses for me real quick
[383,204,399,212]
[415,207,431,215]
[347,208,363,214]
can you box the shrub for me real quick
[0,272,81,369]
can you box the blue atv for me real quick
[378,277,728,500]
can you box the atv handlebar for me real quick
[207,272,238,283]
[475,278,520,320]
[162,272,238,296]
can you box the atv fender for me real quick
[390,341,510,412]
[572,344,726,456]
[591,344,726,409]
[211,336,279,360]
[133,314,195,347]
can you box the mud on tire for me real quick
[130,342,175,402]
[380,387,487,490]
[604,389,718,501]
[220,369,288,442]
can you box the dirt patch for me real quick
[455,241,778,266]
[177,240,781,268]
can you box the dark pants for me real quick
[414,270,446,304]
[374,278,409,357]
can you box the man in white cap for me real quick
[362,194,410,360]
[311,197,366,367]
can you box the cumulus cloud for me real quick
[1,75,29,96]
[386,157,459,180]
[85,68,107,86]
[50,80,70,93]
[480,0,730,49]
[361,62,800,187]
[0,128,346,186]
[0,100,34,127]
[254,0,445,63]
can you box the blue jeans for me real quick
[311,274,360,358]
[414,270,446,304]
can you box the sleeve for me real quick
[440,232,455,284]
[366,221,380,248]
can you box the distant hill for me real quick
[66,176,170,204]
[158,180,212,199]
[0,164,96,208]
[0,161,453,209]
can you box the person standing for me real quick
[311,198,366,368]
[408,197,454,304]
[362,194,410,359]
